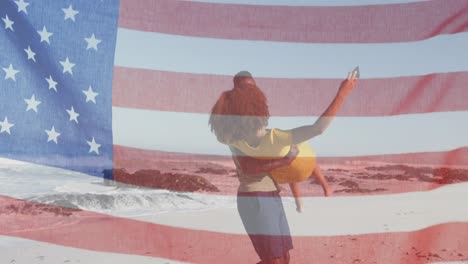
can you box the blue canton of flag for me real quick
[0,0,120,176]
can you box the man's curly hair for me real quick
[209,71,270,144]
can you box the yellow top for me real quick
[230,129,316,184]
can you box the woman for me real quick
[209,70,357,263]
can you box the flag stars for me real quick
[62,5,79,22]
[60,57,75,75]
[87,137,101,155]
[45,126,60,144]
[45,75,58,92]
[85,34,101,51]
[14,0,30,14]
[25,95,41,112]
[0,117,14,135]
[37,26,53,44]
[24,46,36,62]
[82,86,98,104]
[2,15,14,31]
[3,64,20,81]
[66,106,79,123]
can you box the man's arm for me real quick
[230,146,298,175]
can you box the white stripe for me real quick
[0,236,186,264]
[182,0,428,6]
[1,158,468,236]
[137,182,468,236]
[114,29,468,79]
[0,237,465,264]
[112,107,468,157]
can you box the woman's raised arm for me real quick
[289,73,357,144]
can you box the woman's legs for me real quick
[289,182,303,212]
[290,163,332,213]
[312,164,332,196]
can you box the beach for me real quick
[1,157,468,263]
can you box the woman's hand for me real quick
[287,144,299,157]
[286,144,299,162]
[287,69,359,144]
[265,144,299,171]
[337,71,358,98]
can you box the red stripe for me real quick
[1,196,467,264]
[114,146,468,169]
[112,67,468,116]
[118,0,468,43]
[113,145,468,196]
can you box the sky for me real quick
[113,6,468,157]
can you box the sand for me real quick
[0,236,186,264]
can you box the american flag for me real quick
[1,0,468,263]
[0,0,115,174]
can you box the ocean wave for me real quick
[27,190,236,216]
